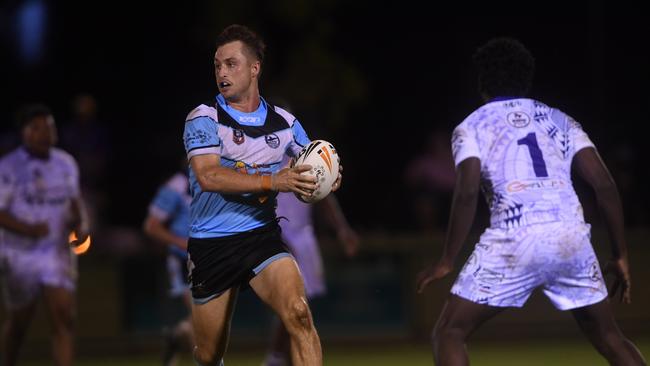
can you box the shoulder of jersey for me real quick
[186,104,218,123]
[272,105,297,127]
[456,107,485,129]
[0,148,18,163]
[530,99,577,131]
[51,147,78,168]
[165,172,189,194]
[0,149,16,168]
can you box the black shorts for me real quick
[187,224,291,304]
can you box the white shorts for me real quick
[282,226,326,298]
[451,222,607,310]
[0,246,77,309]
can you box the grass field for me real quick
[18,338,650,365]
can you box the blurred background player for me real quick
[404,128,456,233]
[263,188,359,366]
[143,160,194,366]
[0,104,89,366]
[416,38,646,366]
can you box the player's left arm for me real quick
[67,156,89,244]
[574,147,631,303]
[69,197,90,244]
[316,194,359,257]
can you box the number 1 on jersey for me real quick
[517,132,548,177]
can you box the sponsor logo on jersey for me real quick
[506,112,531,128]
[506,179,567,193]
[265,134,280,149]
[233,129,245,145]
[24,194,68,206]
[239,116,261,123]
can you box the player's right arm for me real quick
[416,123,481,293]
[0,165,48,238]
[0,211,49,238]
[143,184,188,250]
[574,147,631,303]
[190,154,317,196]
[184,107,317,196]
[416,157,481,293]
[143,214,187,251]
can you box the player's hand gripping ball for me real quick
[292,140,340,203]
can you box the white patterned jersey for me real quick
[0,146,80,252]
[452,98,594,229]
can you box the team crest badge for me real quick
[233,129,245,145]
[265,134,280,149]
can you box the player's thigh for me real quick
[1,251,43,311]
[42,286,75,327]
[249,256,306,314]
[435,294,505,338]
[191,287,239,349]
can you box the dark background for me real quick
[2,1,650,360]
[1,0,648,230]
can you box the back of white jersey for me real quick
[452,98,594,229]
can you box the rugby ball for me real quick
[292,140,340,203]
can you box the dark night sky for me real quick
[2,1,648,230]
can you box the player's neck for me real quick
[23,145,51,160]
[227,88,261,113]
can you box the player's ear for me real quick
[251,60,261,78]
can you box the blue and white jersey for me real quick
[0,146,80,252]
[452,98,594,229]
[148,172,191,259]
[183,95,310,238]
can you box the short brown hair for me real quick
[216,24,266,64]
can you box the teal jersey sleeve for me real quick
[150,187,179,221]
[184,115,221,159]
[287,120,311,157]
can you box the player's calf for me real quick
[279,296,321,365]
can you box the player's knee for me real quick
[432,320,468,345]
[52,306,75,333]
[283,297,312,332]
[193,345,224,366]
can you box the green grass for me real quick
[19,338,650,365]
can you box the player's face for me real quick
[214,41,260,101]
[22,115,57,157]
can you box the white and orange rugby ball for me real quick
[292,140,340,203]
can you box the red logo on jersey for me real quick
[233,129,245,145]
